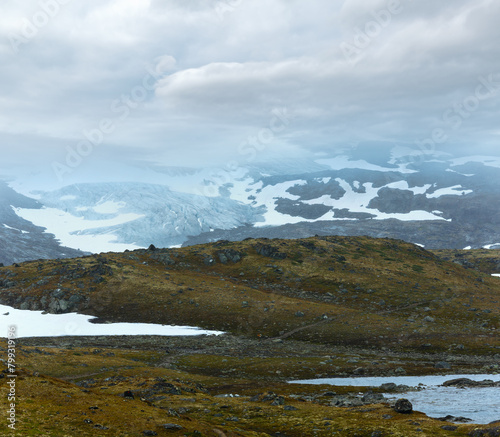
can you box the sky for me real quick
[1,0,500,188]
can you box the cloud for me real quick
[1,0,500,187]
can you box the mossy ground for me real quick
[1,236,499,435]
[1,344,496,437]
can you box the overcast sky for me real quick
[1,0,500,186]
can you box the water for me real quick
[290,374,500,424]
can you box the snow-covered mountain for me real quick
[0,182,85,265]
[2,147,500,264]
[12,182,263,254]
[198,148,500,249]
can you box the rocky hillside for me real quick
[2,236,500,436]
[1,236,499,353]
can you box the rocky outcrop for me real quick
[442,378,500,388]
[254,243,287,260]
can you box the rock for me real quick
[162,424,183,430]
[150,253,175,266]
[284,405,298,411]
[468,428,500,437]
[362,392,385,404]
[147,244,157,251]
[394,367,406,375]
[435,361,451,369]
[437,415,472,423]
[51,289,66,299]
[250,394,262,402]
[254,243,287,260]
[380,383,398,391]
[123,390,134,399]
[68,294,85,309]
[330,395,364,407]
[423,316,435,322]
[443,378,500,388]
[216,249,244,264]
[203,255,215,266]
[94,424,109,430]
[295,311,305,317]
[393,398,413,414]
[441,425,458,431]
[271,396,285,406]
[150,381,182,395]
[143,431,157,436]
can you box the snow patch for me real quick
[301,180,447,222]
[317,155,416,174]
[252,180,308,227]
[483,243,500,249]
[385,181,432,195]
[0,304,223,338]
[2,224,28,234]
[426,186,473,198]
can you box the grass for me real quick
[0,345,495,437]
[1,236,499,435]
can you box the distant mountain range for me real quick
[2,147,500,265]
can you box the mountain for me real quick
[192,151,500,249]
[0,182,85,265]
[2,149,500,264]
[14,182,263,253]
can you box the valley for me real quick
[1,236,499,436]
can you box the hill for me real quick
[1,236,500,436]
[1,236,499,353]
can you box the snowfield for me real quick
[0,304,223,338]
[15,206,144,253]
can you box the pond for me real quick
[290,374,500,424]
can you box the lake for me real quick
[290,374,500,424]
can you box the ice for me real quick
[15,207,144,253]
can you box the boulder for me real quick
[393,398,413,414]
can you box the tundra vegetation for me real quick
[1,236,499,436]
